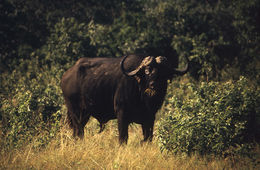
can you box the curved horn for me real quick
[121,55,154,77]
[120,55,136,77]
[173,56,189,76]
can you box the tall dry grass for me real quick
[1,118,259,169]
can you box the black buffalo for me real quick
[61,54,189,144]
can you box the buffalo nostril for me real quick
[149,81,155,88]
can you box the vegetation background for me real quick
[1,0,260,169]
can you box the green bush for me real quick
[0,58,63,149]
[36,17,96,68]
[157,77,260,156]
[0,17,100,150]
[1,89,61,149]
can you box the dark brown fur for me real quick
[61,54,188,144]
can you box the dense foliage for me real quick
[158,77,260,156]
[1,0,259,154]
[1,0,260,78]
[0,58,64,149]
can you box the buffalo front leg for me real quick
[117,112,129,144]
[142,121,154,142]
[98,122,105,133]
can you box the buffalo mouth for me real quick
[144,88,156,96]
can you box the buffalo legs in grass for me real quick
[142,121,154,142]
[117,110,155,144]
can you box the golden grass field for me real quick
[1,118,259,170]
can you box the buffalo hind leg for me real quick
[71,112,90,139]
[66,110,83,138]
[73,124,84,139]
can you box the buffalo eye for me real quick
[145,66,152,75]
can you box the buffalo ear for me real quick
[155,56,167,64]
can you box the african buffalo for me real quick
[61,54,189,144]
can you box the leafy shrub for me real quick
[158,77,260,156]
[1,89,61,149]
[0,17,98,150]
[36,17,97,68]
[0,58,63,149]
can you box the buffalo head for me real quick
[120,55,189,96]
